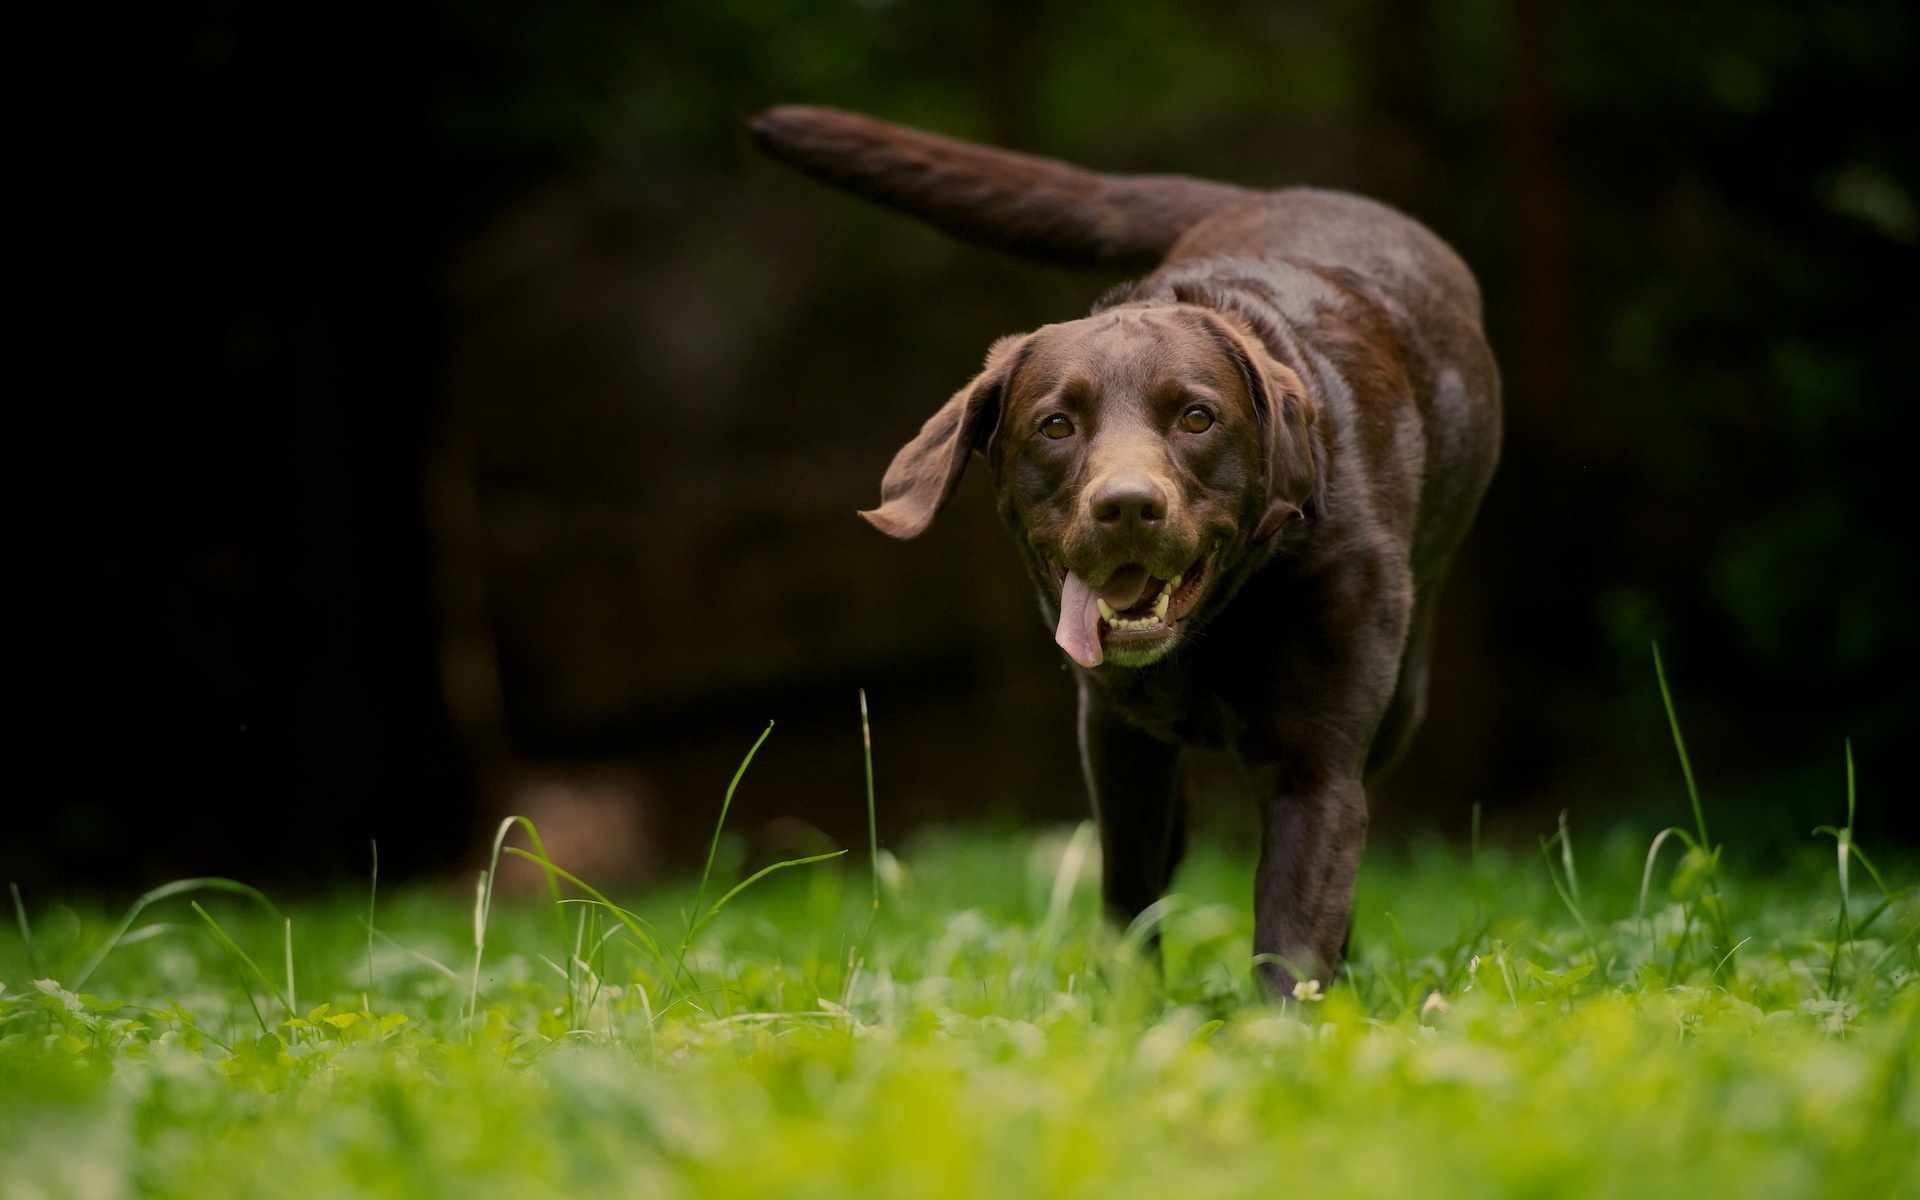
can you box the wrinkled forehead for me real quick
[1009,307,1246,408]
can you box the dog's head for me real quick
[863,303,1320,668]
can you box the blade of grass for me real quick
[369,926,462,983]
[1555,810,1583,911]
[468,866,490,1029]
[1652,643,1711,849]
[364,840,378,1010]
[1711,937,1752,982]
[1651,643,1735,972]
[468,814,568,1029]
[1027,821,1098,1002]
[1846,738,1857,827]
[1814,740,1863,996]
[505,848,696,1001]
[160,999,233,1053]
[686,851,849,941]
[1847,842,1894,903]
[111,924,181,949]
[692,721,775,931]
[1638,827,1692,924]
[1046,821,1099,928]
[1832,743,1898,901]
[1846,891,1909,940]
[10,882,39,977]
[508,816,569,943]
[1469,802,1486,925]
[72,878,282,991]
[1538,813,1595,948]
[861,689,879,916]
[504,850,669,961]
[190,900,292,1018]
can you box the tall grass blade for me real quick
[370,927,462,983]
[469,867,490,1029]
[467,814,570,1029]
[1650,644,1735,974]
[693,721,775,927]
[1046,821,1098,928]
[110,924,179,949]
[1845,738,1857,827]
[1651,642,1711,848]
[1637,827,1691,923]
[189,900,291,1018]
[507,816,569,944]
[688,851,850,940]
[71,878,281,990]
[10,882,38,977]
[1815,740,1865,996]
[504,850,668,961]
[1538,813,1595,947]
[365,840,378,1008]
[505,846,696,1010]
[861,689,879,915]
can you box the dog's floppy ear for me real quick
[1199,312,1322,541]
[861,334,1028,539]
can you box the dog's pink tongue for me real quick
[1055,572,1105,667]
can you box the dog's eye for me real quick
[1039,414,1075,440]
[1179,405,1215,433]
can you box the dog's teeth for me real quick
[1096,599,1116,621]
[1153,592,1169,621]
[1169,573,1183,590]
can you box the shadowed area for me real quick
[15,0,1917,895]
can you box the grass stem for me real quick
[365,840,378,1010]
[693,721,775,930]
[1651,643,1710,849]
[9,883,37,978]
[861,689,879,915]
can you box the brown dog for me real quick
[752,106,1500,992]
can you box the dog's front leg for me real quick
[1077,679,1185,926]
[1252,764,1368,996]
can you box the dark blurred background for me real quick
[16,0,1915,894]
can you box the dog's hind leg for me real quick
[1364,580,1443,783]
[1078,681,1185,926]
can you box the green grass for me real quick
[4,665,1917,1198]
[4,805,1916,1199]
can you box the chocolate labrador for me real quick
[751,106,1501,992]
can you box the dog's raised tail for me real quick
[750,105,1254,269]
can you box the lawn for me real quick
[4,742,1916,1199]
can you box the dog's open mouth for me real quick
[1051,556,1212,668]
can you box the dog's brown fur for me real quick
[752,106,1501,992]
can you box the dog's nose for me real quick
[1090,475,1168,526]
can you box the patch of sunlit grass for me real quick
[3,669,1916,1197]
